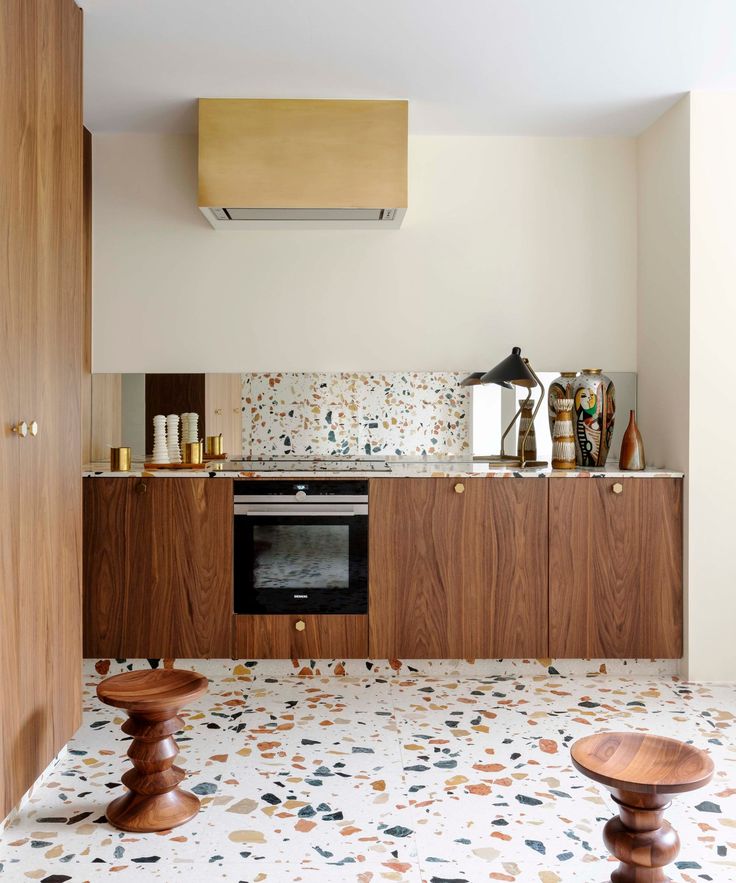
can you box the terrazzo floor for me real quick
[1,661,735,883]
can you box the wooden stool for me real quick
[571,732,714,882]
[97,668,208,833]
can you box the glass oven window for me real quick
[252,524,350,589]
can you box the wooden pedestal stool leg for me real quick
[97,669,208,833]
[571,732,714,883]
[603,791,680,882]
[107,706,198,833]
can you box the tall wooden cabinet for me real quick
[0,0,84,820]
[84,478,233,658]
[549,477,683,658]
[369,478,548,658]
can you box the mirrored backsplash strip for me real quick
[241,372,471,458]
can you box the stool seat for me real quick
[571,731,714,795]
[97,669,208,712]
[571,731,714,883]
[97,667,208,833]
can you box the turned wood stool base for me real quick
[97,669,208,833]
[571,732,714,883]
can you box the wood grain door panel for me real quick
[368,479,548,659]
[233,615,368,658]
[549,478,682,658]
[0,0,83,820]
[84,477,233,659]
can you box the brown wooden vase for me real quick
[620,410,645,471]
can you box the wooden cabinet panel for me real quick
[0,0,83,820]
[368,478,548,658]
[549,478,682,658]
[233,615,368,658]
[84,478,233,658]
[205,373,243,458]
[144,374,206,456]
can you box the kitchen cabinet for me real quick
[205,373,243,458]
[84,477,233,658]
[0,0,83,819]
[549,477,682,658]
[233,614,368,658]
[368,478,548,658]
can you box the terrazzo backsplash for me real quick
[241,372,470,457]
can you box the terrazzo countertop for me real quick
[82,459,684,479]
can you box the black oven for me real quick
[233,480,368,614]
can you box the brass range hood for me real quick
[198,98,408,229]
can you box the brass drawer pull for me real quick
[612,482,623,495]
[295,620,306,632]
[28,420,38,437]
[454,482,465,494]
[11,420,28,438]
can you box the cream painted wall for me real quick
[92,133,637,373]
[637,97,691,472]
[688,93,736,681]
[636,96,691,675]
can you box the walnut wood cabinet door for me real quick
[549,478,683,658]
[84,478,233,658]
[233,615,368,659]
[0,0,83,820]
[368,479,548,658]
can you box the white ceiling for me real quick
[81,0,736,136]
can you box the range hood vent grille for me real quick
[213,207,397,222]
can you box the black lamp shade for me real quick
[480,346,537,387]
[459,371,485,387]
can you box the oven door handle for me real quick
[234,504,366,516]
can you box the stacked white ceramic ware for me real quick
[151,414,169,464]
[182,412,199,445]
[166,413,181,464]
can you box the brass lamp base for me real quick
[473,454,548,469]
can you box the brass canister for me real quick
[206,434,224,456]
[110,446,131,471]
[183,441,203,465]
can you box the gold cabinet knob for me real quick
[28,420,38,437]
[11,420,28,438]
[233,407,240,414]
[214,408,223,416]
[454,482,465,494]
[295,620,306,632]
[612,482,623,495]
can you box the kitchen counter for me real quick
[82,459,684,479]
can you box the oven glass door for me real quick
[234,513,368,614]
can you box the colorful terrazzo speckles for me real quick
[0,661,733,882]
[241,372,470,458]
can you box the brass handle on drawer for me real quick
[454,482,465,494]
[28,420,38,437]
[214,408,223,416]
[295,620,306,632]
[11,421,28,437]
[612,482,623,495]
[136,480,148,494]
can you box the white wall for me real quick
[92,133,637,373]
[688,93,736,681]
[636,96,692,674]
[637,97,691,471]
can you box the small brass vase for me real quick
[110,446,131,472]
[183,441,203,465]
[205,434,223,457]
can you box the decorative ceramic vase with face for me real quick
[572,369,616,467]
[547,371,578,434]
[517,398,537,462]
[551,398,576,470]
